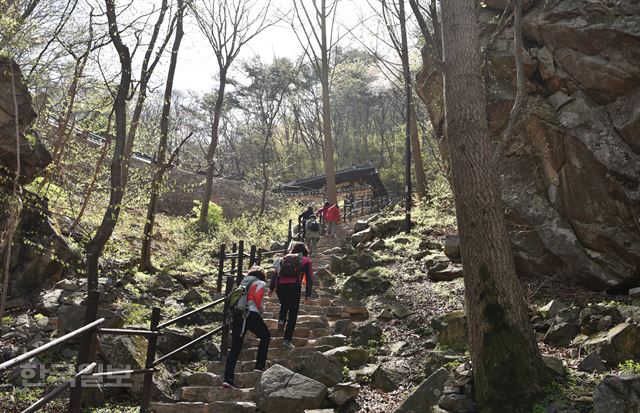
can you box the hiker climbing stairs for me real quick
[150,216,374,413]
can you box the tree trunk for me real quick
[73,111,113,229]
[440,1,551,412]
[320,0,337,205]
[121,0,169,189]
[410,95,428,199]
[498,0,525,159]
[141,0,184,271]
[86,0,132,292]
[198,70,227,231]
[399,0,412,233]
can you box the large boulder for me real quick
[328,382,360,406]
[289,351,343,387]
[330,255,360,275]
[416,0,640,291]
[254,364,326,413]
[371,362,410,392]
[543,308,580,347]
[0,58,76,298]
[580,305,625,335]
[435,311,469,352]
[582,323,640,366]
[323,346,370,369]
[58,304,124,335]
[350,321,383,347]
[341,267,391,299]
[98,335,173,401]
[0,58,48,184]
[394,368,449,413]
[9,193,79,296]
[351,228,373,245]
[593,374,640,413]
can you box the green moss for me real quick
[474,263,552,412]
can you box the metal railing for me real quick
[1,221,296,413]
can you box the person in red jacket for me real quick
[268,242,313,349]
[325,203,340,238]
[222,266,270,389]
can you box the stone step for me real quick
[268,327,332,339]
[151,401,257,413]
[239,346,322,361]
[185,371,262,388]
[242,336,309,349]
[178,386,255,403]
[262,315,328,328]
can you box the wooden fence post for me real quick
[236,240,244,286]
[221,275,234,356]
[287,220,293,245]
[342,200,347,222]
[249,245,257,267]
[139,307,161,413]
[68,289,100,413]
[257,249,263,266]
[231,243,237,271]
[217,244,226,293]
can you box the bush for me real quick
[192,200,224,229]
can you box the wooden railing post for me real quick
[231,243,237,271]
[140,307,161,413]
[221,275,234,356]
[68,289,100,413]
[236,240,244,286]
[360,196,364,216]
[342,200,347,222]
[249,245,257,267]
[217,244,226,293]
[287,219,293,245]
[257,249,263,266]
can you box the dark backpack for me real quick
[279,253,303,280]
[307,221,320,232]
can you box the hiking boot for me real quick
[221,382,238,389]
[282,340,295,350]
[277,321,285,334]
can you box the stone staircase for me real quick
[151,219,370,413]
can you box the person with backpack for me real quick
[325,203,341,238]
[298,206,315,239]
[222,266,270,389]
[268,242,313,349]
[316,201,331,236]
[305,215,321,257]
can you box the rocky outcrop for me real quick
[0,58,77,297]
[416,0,640,291]
[0,58,49,184]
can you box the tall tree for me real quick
[191,0,275,231]
[439,1,551,411]
[293,0,339,205]
[140,0,185,271]
[85,0,132,292]
[378,0,428,200]
[120,0,174,187]
[235,57,296,214]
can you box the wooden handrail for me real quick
[153,326,223,366]
[21,362,97,413]
[97,328,161,337]
[156,296,225,330]
[90,367,155,377]
[0,318,105,373]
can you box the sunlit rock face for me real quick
[1,57,76,297]
[417,0,640,291]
